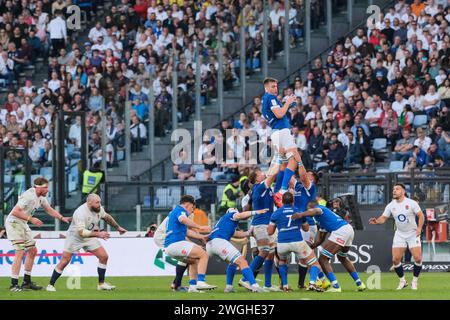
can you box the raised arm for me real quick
[179,215,210,233]
[272,95,296,119]
[292,207,323,220]
[233,208,269,220]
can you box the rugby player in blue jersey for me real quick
[261,77,301,208]
[164,195,216,293]
[290,167,323,289]
[206,208,269,293]
[268,192,324,292]
[292,201,366,292]
[239,167,281,292]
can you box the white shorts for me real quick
[301,225,318,245]
[270,128,296,157]
[277,241,313,261]
[252,225,277,246]
[64,236,102,254]
[165,241,195,262]
[249,236,257,249]
[328,224,354,247]
[206,238,242,263]
[5,218,35,250]
[393,231,421,249]
[153,230,165,249]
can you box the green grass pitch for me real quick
[1,273,450,300]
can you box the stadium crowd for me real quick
[191,0,450,184]
[0,0,323,178]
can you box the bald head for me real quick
[87,194,101,213]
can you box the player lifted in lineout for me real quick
[268,192,324,292]
[369,183,425,290]
[5,177,71,292]
[206,207,269,293]
[46,194,127,292]
[261,77,302,208]
[164,195,216,293]
[292,200,366,292]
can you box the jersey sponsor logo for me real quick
[181,249,187,255]
[271,99,278,106]
[222,249,228,255]
[335,238,345,246]
[397,214,407,222]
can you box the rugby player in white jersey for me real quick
[5,177,71,292]
[46,194,127,292]
[369,183,425,290]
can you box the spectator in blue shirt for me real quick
[132,98,148,120]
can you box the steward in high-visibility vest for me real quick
[82,162,105,195]
[239,175,249,195]
[219,175,241,214]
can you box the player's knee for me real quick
[27,246,37,256]
[413,256,422,264]
[235,257,248,269]
[99,254,109,264]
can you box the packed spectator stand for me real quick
[0,0,448,203]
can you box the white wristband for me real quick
[251,210,257,216]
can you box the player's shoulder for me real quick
[405,197,420,208]
[20,188,36,199]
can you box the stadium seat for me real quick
[211,171,225,181]
[40,167,53,176]
[193,164,204,173]
[413,115,428,128]
[372,138,387,151]
[315,162,328,171]
[170,187,181,205]
[31,174,40,184]
[184,186,200,199]
[389,161,404,172]
[195,172,204,181]
[66,144,75,157]
[444,185,449,202]
[216,185,226,202]
[155,188,170,208]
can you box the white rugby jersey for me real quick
[67,203,107,240]
[154,216,169,240]
[8,188,50,223]
[382,197,421,234]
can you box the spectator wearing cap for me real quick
[47,9,67,57]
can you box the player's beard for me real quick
[91,206,101,213]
